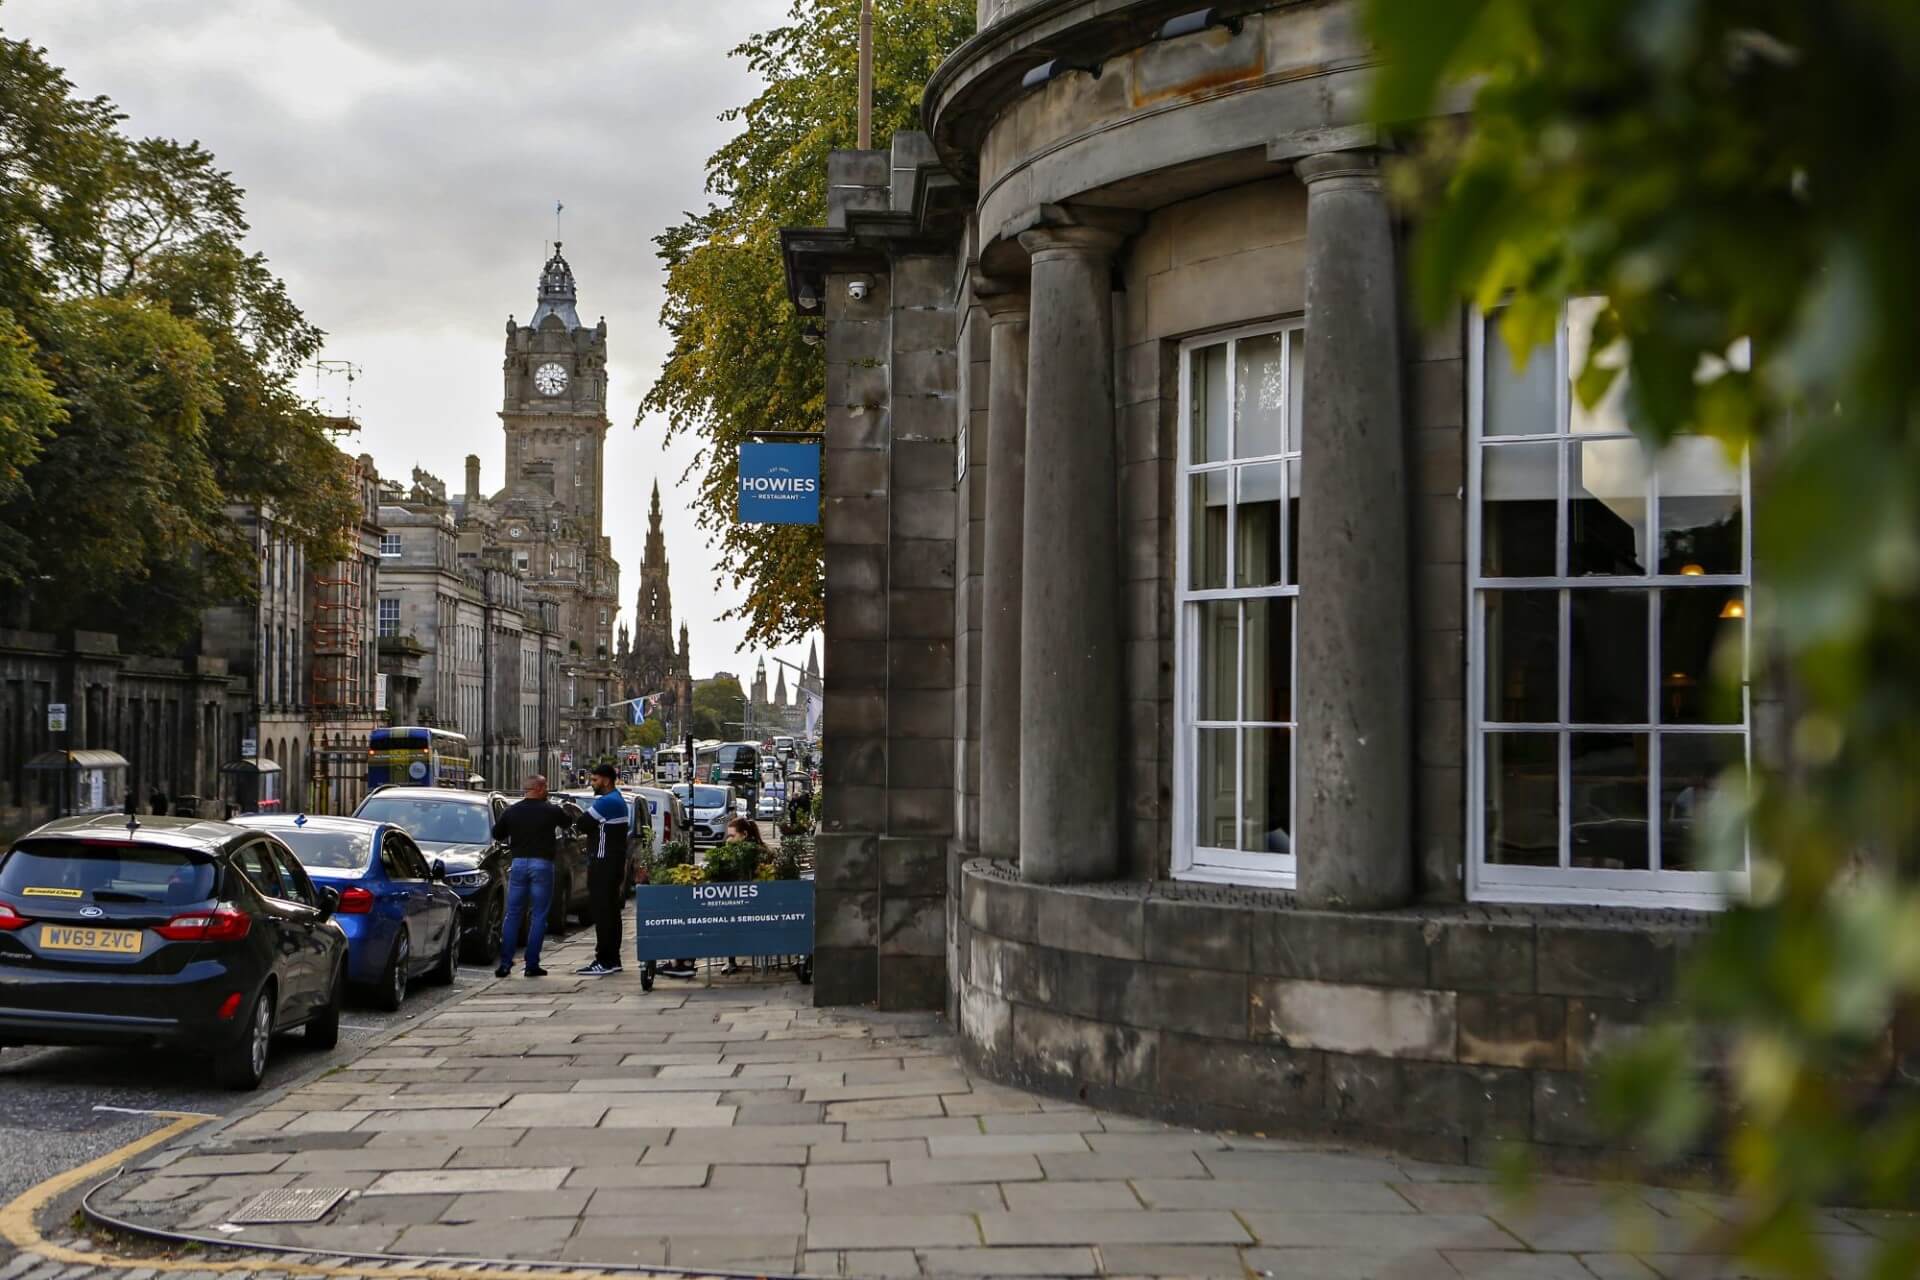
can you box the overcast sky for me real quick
[5,0,820,699]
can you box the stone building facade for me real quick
[783,0,1787,1165]
[376,471,566,789]
[454,244,623,767]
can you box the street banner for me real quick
[737,443,820,524]
[802,686,822,738]
[633,879,813,962]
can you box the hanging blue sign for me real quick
[737,443,821,525]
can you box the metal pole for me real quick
[857,0,873,150]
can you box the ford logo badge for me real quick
[78,905,104,919]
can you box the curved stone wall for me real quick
[955,859,1711,1167]
[928,0,1374,250]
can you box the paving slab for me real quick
[978,1210,1252,1246]
[808,1213,983,1249]
[917,1246,1101,1276]
[1093,1244,1250,1277]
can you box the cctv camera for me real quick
[848,280,870,302]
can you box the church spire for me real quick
[530,242,581,330]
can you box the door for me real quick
[391,832,452,959]
[379,832,432,969]
[233,839,314,1023]
[266,843,335,1010]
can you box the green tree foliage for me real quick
[689,675,746,743]
[623,716,666,749]
[0,21,357,645]
[642,0,974,647]
[1368,1,1920,1271]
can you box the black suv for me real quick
[0,814,348,1089]
[353,787,590,961]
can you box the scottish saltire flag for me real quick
[631,693,662,725]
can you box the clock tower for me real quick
[483,243,621,767]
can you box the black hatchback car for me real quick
[0,814,347,1089]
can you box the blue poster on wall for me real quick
[737,443,821,524]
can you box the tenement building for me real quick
[783,0,1787,1165]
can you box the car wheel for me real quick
[214,986,274,1090]
[426,921,456,986]
[463,892,503,964]
[374,933,409,1012]
[305,961,343,1049]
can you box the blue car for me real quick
[232,815,461,1011]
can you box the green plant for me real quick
[701,841,759,884]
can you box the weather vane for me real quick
[555,200,564,247]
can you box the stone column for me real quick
[1293,149,1413,910]
[974,279,1029,864]
[1015,219,1127,884]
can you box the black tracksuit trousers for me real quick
[587,853,626,968]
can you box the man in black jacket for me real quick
[491,775,573,978]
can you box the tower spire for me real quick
[531,242,580,330]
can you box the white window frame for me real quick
[1466,306,1752,910]
[377,597,400,638]
[1171,319,1302,890]
[379,533,402,558]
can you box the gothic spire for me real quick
[806,638,819,679]
[530,242,581,330]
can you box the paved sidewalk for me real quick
[92,932,1892,1279]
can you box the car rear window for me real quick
[0,841,216,906]
[673,786,727,808]
[356,796,492,844]
[270,828,373,873]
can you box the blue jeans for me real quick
[498,858,555,969]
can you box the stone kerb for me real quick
[954,858,1710,1168]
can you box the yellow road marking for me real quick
[1,1110,731,1279]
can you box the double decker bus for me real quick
[367,726,472,790]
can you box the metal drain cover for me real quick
[228,1186,350,1224]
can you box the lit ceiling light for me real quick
[1719,598,1745,620]
[1679,563,1706,576]
[1154,7,1243,40]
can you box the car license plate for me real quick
[39,924,143,955]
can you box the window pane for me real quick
[1190,344,1228,464]
[1569,438,1648,575]
[1567,297,1634,435]
[1485,732,1558,867]
[1196,601,1238,721]
[1570,589,1648,724]
[1484,315,1556,437]
[1656,437,1743,576]
[1195,727,1236,850]
[1484,590,1558,723]
[1188,471,1228,589]
[1285,457,1302,587]
[1288,329,1304,450]
[1660,732,1745,870]
[1234,333,1287,458]
[1235,463,1283,588]
[1481,442,1558,577]
[1660,588,1745,724]
[1245,598,1291,724]
[1241,727,1291,855]
[1570,732,1649,870]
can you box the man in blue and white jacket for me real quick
[575,763,632,977]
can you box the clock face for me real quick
[509,525,524,539]
[533,362,568,396]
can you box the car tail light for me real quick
[155,907,252,942]
[0,902,28,931]
[336,887,374,914]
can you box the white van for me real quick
[626,786,688,861]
